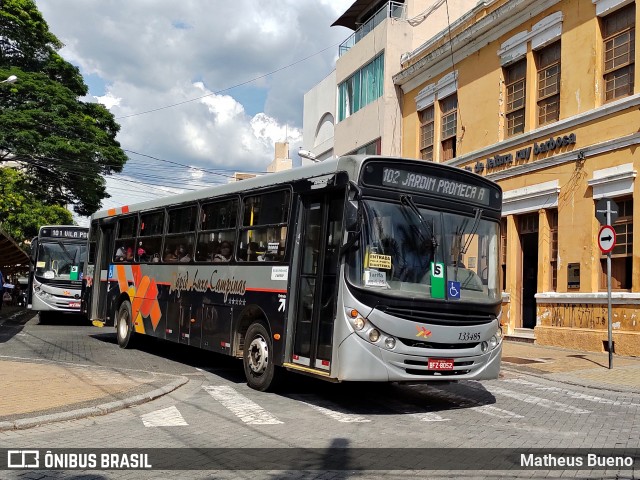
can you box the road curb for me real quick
[0,375,189,432]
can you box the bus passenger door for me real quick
[292,193,344,372]
[91,221,115,323]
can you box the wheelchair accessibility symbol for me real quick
[448,281,461,299]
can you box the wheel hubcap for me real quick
[248,335,269,374]
[118,310,128,339]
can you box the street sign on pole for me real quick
[595,198,619,226]
[598,225,616,253]
[596,211,618,370]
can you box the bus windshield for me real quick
[35,241,87,282]
[349,198,500,304]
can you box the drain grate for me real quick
[502,356,545,365]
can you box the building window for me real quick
[419,106,434,161]
[348,138,381,155]
[537,42,561,126]
[501,218,507,291]
[548,209,558,291]
[338,54,384,121]
[603,3,635,102]
[601,197,633,289]
[505,60,526,137]
[440,94,457,161]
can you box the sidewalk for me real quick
[501,340,640,393]
[0,306,638,432]
[0,306,187,431]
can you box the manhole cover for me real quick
[502,356,545,365]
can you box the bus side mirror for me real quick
[30,238,38,263]
[345,200,360,233]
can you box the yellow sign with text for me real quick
[368,254,392,270]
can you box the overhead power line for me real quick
[115,42,339,119]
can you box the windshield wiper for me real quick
[58,241,76,264]
[460,207,483,255]
[400,195,438,249]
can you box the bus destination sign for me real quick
[41,228,88,240]
[382,167,490,206]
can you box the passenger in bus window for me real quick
[213,241,232,262]
[115,244,126,262]
[178,245,191,262]
[137,242,147,262]
[164,248,178,262]
[125,247,134,262]
[206,240,220,261]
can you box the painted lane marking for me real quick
[372,397,451,422]
[466,383,591,414]
[422,386,523,419]
[141,406,188,427]
[289,395,370,423]
[203,386,283,425]
[503,378,640,407]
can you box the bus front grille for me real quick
[397,338,479,349]
[42,281,81,290]
[379,306,495,326]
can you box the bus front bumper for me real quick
[336,333,502,382]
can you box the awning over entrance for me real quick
[332,0,374,30]
[0,226,30,276]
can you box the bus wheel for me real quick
[243,322,276,391]
[116,301,134,349]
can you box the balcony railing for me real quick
[338,1,406,57]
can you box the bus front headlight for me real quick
[489,335,498,349]
[369,329,380,342]
[346,308,367,331]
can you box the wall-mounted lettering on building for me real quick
[468,133,577,174]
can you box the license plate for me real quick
[428,358,454,370]
[69,302,81,308]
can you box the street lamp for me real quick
[298,148,319,163]
[0,75,17,84]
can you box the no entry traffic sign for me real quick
[598,225,616,253]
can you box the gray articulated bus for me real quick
[29,225,89,321]
[83,155,503,391]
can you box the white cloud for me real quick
[95,92,121,109]
[35,0,353,214]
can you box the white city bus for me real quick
[83,156,503,391]
[29,225,89,320]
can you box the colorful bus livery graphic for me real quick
[105,262,286,347]
[108,264,162,333]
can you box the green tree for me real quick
[0,168,72,246]
[0,0,127,216]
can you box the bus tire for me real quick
[38,311,51,324]
[116,301,135,349]
[243,322,277,391]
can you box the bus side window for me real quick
[115,215,138,263]
[139,210,165,263]
[240,190,290,262]
[197,198,238,262]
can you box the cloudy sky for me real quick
[34,1,352,223]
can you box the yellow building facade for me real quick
[394,0,640,355]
